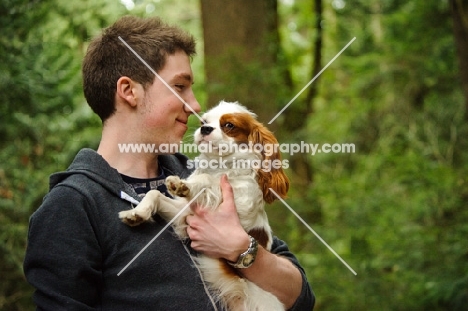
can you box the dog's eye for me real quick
[224,122,235,130]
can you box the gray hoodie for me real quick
[24,148,314,310]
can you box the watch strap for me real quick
[227,235,258,269]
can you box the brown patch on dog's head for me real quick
[219,112,290,203]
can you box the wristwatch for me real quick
[227,235,258,269]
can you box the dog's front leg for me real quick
[166,174,219,202]
[153,194,187,222]
[155,194,191,239]
[119,190,190,238]
[119,190,186,226]
[165,175,191,198]
[119,190,162,226]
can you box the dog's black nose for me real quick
[200,126,214,136]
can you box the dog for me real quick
[119,101,289,310]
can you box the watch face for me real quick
[242,254,255,266]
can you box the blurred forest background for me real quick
[1,0,467,310]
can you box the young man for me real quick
[24,16,315,310]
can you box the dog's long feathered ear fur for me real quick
[248,121,289,204]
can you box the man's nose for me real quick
[184,91,201,114]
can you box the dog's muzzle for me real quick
[200,126,215,136]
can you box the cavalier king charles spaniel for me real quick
[119,101,289,310]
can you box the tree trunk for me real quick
[200,0,280,124]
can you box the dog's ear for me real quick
[248,121,290,203]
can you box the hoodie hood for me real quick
[49,148,139,204]
[49,148,193,205]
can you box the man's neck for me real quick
[97,134,160,179]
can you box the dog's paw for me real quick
[166,176,190,197]
[119,210,149,226]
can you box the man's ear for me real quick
[116,76,143,108]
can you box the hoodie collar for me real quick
[49,148,193,206]
[49,148,141,204]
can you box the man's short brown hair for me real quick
[82,16,196,122]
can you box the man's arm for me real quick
[24,186,102,310]
[186,175,314,309]
[238,243,303,308]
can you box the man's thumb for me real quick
[220,174,234,205]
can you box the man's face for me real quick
[139,50,201,148]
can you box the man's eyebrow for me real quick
[173,73,194,84]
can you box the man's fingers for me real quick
[220,174,234,205]
[190,202,201,213]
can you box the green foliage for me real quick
[0,0,122,309]
[270,0,468,310]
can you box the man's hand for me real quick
[185,174,250,261]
